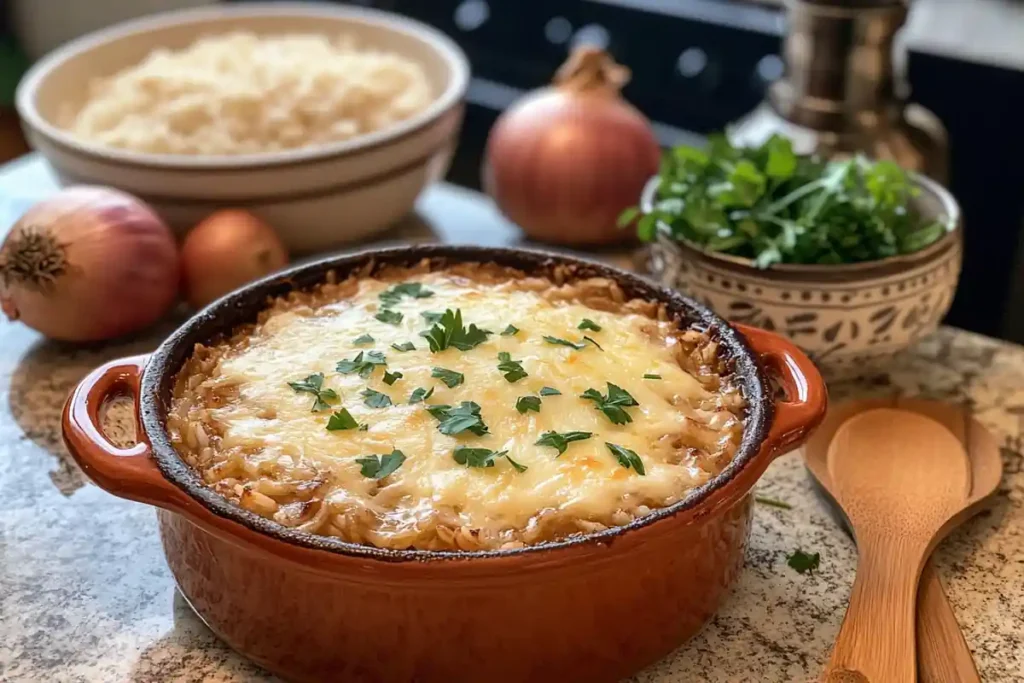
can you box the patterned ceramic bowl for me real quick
[640,173,962,379]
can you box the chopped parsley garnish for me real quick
[453,446,527,472]
[360,388,393,409]
[755,496,793,510]
[375,308,404,325]
[431,366,465,388]
[535,430,592,455]
[605,442,646,475]
[353,334,374,345]
[505,455,529,473]
[408,387,434,404]
[643,374,662,380]
[420,308,492,352]
[583,336,603,351]
[383,370,403,386]
[581,383,639,424]
[379,282,434,306]
[288,373,339,412]
[288,373,326,394]
[787,549,820,574]
[336,351,387,378]
[543,335,586,350]
[501,324,520,336]
[426,401,488,436]
[578,318,602,332]
[391,341,416,352]
[356,449,406,479]
[497,351,528,383]
[326,408,359,431]
[539,386,562,396]
[515,396,541,414]
[421,310,443,325]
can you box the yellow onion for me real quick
[181,210,288,309]
[483,47,661,246]
[0,186,179,342]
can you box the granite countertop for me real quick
[1,159,1023,682]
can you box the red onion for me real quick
[181,210,288,309]
[483,47,661,246]
[0,186,179,342]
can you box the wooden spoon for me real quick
[821,408,971,682]
[802,398,1002,683]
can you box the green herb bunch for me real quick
[623,135,952,268]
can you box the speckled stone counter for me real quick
[1,159,1023,682]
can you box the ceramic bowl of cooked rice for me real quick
[15,3,469,252]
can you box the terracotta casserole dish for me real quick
[63,245,826,683]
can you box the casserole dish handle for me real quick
[735,324,827,457]
[62,355,198,512]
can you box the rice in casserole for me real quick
[168,261,746,551]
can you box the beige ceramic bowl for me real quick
[15,3,469,253]
[640,173,962,379]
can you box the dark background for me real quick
[323,0,1024,345]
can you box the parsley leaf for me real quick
[515,396,541,414]
[431,367,464,388]
[501,324,520,336]
[356,449,406,479]
[505,455,529,473]
[383,370,403,386]
[606,383,638,405]
[605,442,646,475]
[288,373,338,412]
[580,383,639,424]
[421,308,492,352]
[408,386,434,404]
[353,334,374,345]
[543,335,586,350]
[288,373,324,394]
[311,392,338,412]
[583,335,603,351]
[326,408,359,431]
[755,496,792,510]
[426,401,488,436]
[361,388,393,409]
[375,308,404,325]
[578,318,602,332]
[787,549,820,574]
[336,351,387,378]
[379,282,434,306]
[391,341,416,352]
[539,386,562,396]
[421,311,443,325]
[453,446,526,472]
[497,351,528,383]
[643,374,662,380]
[535,430,592,455]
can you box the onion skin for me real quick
[0,186,179,342]
[181,210,289,309]
[484,48,661,246]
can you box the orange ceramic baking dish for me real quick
[63,245,826,683]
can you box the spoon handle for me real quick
[822,534,925,683]
[918,562,982,683]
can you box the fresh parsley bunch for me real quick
[623,135,952,268]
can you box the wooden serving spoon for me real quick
[820,408,971,682]
[803,398,1002,683]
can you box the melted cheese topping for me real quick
[176,271,743,548]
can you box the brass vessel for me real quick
[730,0,948,182]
